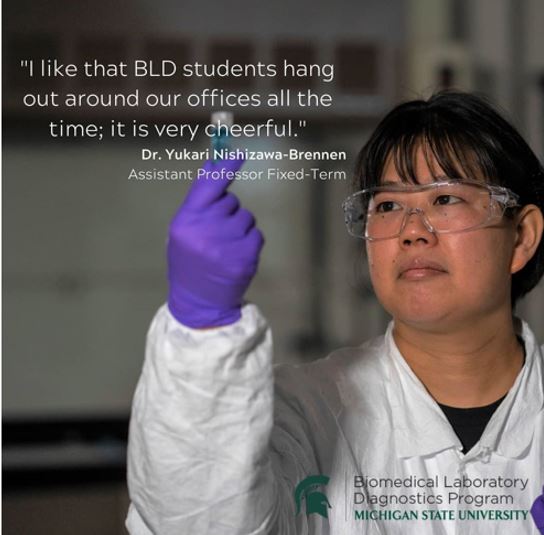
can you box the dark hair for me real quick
[354,90,544,306]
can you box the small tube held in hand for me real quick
[210,111,234,162]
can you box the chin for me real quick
[389,299,502,334]
[384,293,455,329]
[394,311,455,332]
[395,307,451,327]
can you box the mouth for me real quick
[398,258,448,280]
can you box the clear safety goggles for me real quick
[342,179,520,241]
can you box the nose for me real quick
[398,208,437,246]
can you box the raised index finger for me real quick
[183,158,244,210]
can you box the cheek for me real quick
[454,232,511,267]
[445,232,514,293]
[365,243,396,291]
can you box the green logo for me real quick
[294,475,332,519]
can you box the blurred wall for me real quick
[4,0,544,421]
[405,0,544,336]
[3,0,405,414]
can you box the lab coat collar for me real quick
[480,319,544,458]
[384,319,544,460]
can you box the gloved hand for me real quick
[167,158,264,328]
[532,487,544,534]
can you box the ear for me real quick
[510,204,544,274]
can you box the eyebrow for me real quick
[380,175,451,186]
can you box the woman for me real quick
[126,91,544,534]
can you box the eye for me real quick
[375,200,402,213]
[434,194,463,206]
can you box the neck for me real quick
[392,309,525,408]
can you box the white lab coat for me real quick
[126,303,544,534]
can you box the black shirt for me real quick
[438,395,506,454]
[437,336,525,454]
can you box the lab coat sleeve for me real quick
[125,303,317,535]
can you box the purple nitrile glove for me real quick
[532,487,544,534]
[167,158,264,328]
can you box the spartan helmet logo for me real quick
[294,475,332,519]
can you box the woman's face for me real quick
[366,148,518,331]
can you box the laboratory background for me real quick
[3,0,544,533]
